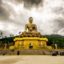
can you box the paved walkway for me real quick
[0,55,64,64]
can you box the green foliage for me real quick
[45,35,64,49]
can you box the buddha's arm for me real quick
[35,25,37,31]
[25,24,27,31]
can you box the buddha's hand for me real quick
[24,30,27,32]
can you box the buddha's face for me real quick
[29,17,33,23]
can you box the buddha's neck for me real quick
[29,23,32,25]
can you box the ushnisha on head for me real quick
[29,17,33,24]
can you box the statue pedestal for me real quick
[14,37,48,49]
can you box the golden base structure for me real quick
[14,17,48,49]
[14,37,48,49]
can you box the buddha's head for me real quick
[29,17,33,24]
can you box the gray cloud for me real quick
[0,7,9,20]
[54,18,64,33]
[16,0,42,8]
[0,0,64,36]
[0,0,10,20]
[0,0,2,4]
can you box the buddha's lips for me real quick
[0,0,64,36]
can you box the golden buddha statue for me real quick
[25,17,37,33]
[21,17,41,37]
[14,17,48,49]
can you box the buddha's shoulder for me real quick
[25,24,28,26]
[32,24,36,26]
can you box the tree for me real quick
[0,31,3,38]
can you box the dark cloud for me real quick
[0,0,2,4]
[55,18,64,28]
[0,6,9,20]
[16,0,43,8]
[0,0,10,20]
[52,7,64,15]
[52,18,64,33]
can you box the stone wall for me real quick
[0,49,64,55]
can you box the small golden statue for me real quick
[21,17,41,37]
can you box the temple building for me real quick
[14,17,48,49]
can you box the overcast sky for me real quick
[0,0,64,36]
